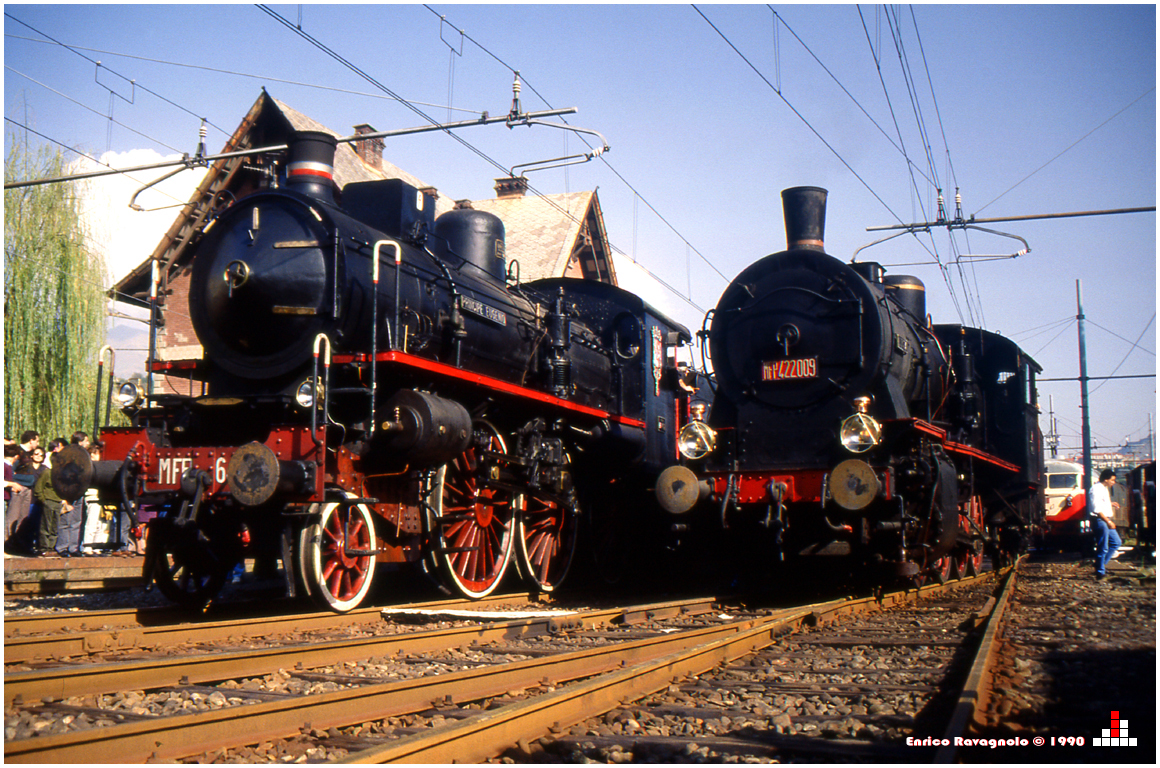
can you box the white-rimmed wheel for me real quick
[298,492,377,612]
[516,490,578,592]
[427,421,516,599]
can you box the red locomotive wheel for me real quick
[516,492,578,592]
[956,496,986,577]
[299,494,377,612]
[932,553,953,584]
[428,421,515,599]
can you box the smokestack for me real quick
[285,131,338,203]
[782,186,827,251]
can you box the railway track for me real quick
[515,569,1016,764]
[4,567,1017,763]
[4,592,550,663]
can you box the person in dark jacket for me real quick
[35,439,69,556]
[5,445,44,555]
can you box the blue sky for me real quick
[4,4,1156,458]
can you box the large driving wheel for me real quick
[929,552,953,584]
[428,421,516,599]
[517,491,578,592]
[147,517,231,608]
[299,493,378,612]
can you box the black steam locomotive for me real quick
[58,131,694,611]
[657,187,1044,584]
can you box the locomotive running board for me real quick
[894,418,1022,472]
[331,349,647,429]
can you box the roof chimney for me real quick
[495,176,529,199]
[353,124,383,171]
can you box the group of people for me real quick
[3,429,142,558]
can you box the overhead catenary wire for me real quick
[6,7,708,317]
[420,4,732,293]
[1087,315,1157,400]
[698,5,970,323]
[6,66,185,155]
[259,5,715,316]
[5,13,229,139]
[4,32,490,117]
[882,5,979,326]
[3,116,195,210]
[696,6,903,225]
[975,87,1157,215]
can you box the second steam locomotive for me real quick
[657,187,1044,584]
[59,131,693,611]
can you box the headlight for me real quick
[678,420,717,460]
[840,413,881,453]
[116,381,142,409]
[295,380,321,409]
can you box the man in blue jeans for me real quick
[1090,468,1122,580]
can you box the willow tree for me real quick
[5,137,108,440]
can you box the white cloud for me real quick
[72,149,205,379]
[73,149,206,285]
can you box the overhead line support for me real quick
[4,108,580,189]
[868,205,1156,232]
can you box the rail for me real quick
[5,573,1005,763]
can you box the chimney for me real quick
[285,131,337,203]
[781,186,827,251]
[353,124,383,171]
[495,176,529,199]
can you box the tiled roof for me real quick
[274,99,454,217]
[472,192,592,282]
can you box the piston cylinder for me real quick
[375,389,472,466]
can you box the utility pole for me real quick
[1077,280,1092,493]
[1046,396,1059,459]
[1141,415,1150,464]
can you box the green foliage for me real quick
[5,135,109,440]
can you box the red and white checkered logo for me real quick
[1094,711,1137,747]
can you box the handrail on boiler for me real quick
[311,334,332,449]
[371,240,402,440]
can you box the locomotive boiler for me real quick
[58,131,694,610]
[657,187,1044,584]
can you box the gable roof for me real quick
[473,190,615,284]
